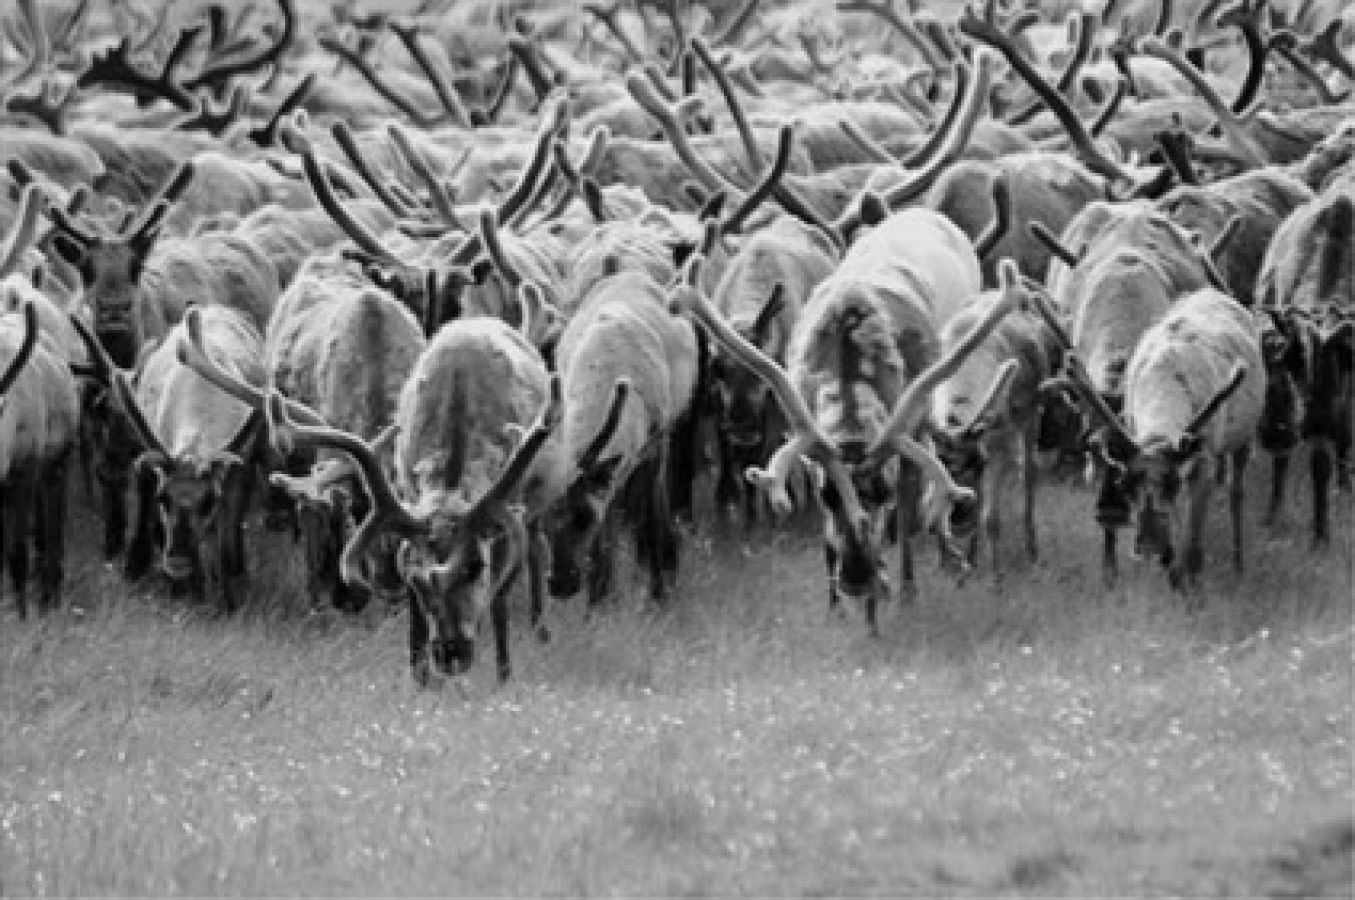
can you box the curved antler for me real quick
[0,184,45,279]
[265,390,427,589]
[465,374,563,529]
[0,301,39,400]
[175,306,327,427]
[866,257,1022,465]
[67,313,169,459]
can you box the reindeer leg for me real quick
[824,539,841,615]
[0,486,12,619]
[1022,429,1039,563]
[1264,449,1290,529]
[981,450,1003,587]
[1102,527,1118,589]
[492,553,517,684]
[409,601,432,687]
[1311,437,1333,548]
[37,457,68,612]
[667,407,699,526]
[98,466,129,562]
[1230,445,1250,572]
[4,476,33,617]
[1336,433,1351,493]
[896,460,919,603]
[715,426,740,520]
[528,523,551,643]
[586,507,616,606]
[124,466,159,581]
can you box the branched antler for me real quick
[246,71,315,147]
[77,25,201,110]
[181,0,295,98]
[389,19,470,128]
[1303,20,1355,80]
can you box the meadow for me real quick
[2,468,1351,896]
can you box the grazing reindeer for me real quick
[670,209,1022,633]
[245,253,425,611]
[930,264,1061,581]
[1256,182,1355,546]
[534,267,700,606]
[263,318,562,685]
[1033,201,1236,581]
[708,216,838,527]
[1032,286,1265,590]
[71,306,266,612]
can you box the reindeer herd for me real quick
[0,0,1351,686]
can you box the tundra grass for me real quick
[2,472,1351,897]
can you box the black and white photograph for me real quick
[0,0,1352,894]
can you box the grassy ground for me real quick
[1,466,1351,896]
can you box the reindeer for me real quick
[533,266,700,606]
[0,186,80,615]
[262,318,562,685]
[71,305,266,611]
[260,254,426,611]
[1034,287,1265,590]
[1255,179,1355,547]
[708,215,838,526]
[1033,201,1236,580]
[670,201,1022,633]
[929,262,1061,581]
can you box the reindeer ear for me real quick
[51,233,87,271]
[134,450,171,480]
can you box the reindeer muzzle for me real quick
[431,637,474,677]
[162,554,195,582]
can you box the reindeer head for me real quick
[712,283,787,460]
[48,163,195,367]
[138,444,255,584]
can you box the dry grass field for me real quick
[2,468,1351,896]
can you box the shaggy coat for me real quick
[790,207,982,611]
[533,270,700,603]
[927,152,1102,285]
[1157,169,1315,305]
[391,318,554,683]
[1120,289,1265,587]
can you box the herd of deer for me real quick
[0,0,1350,686]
